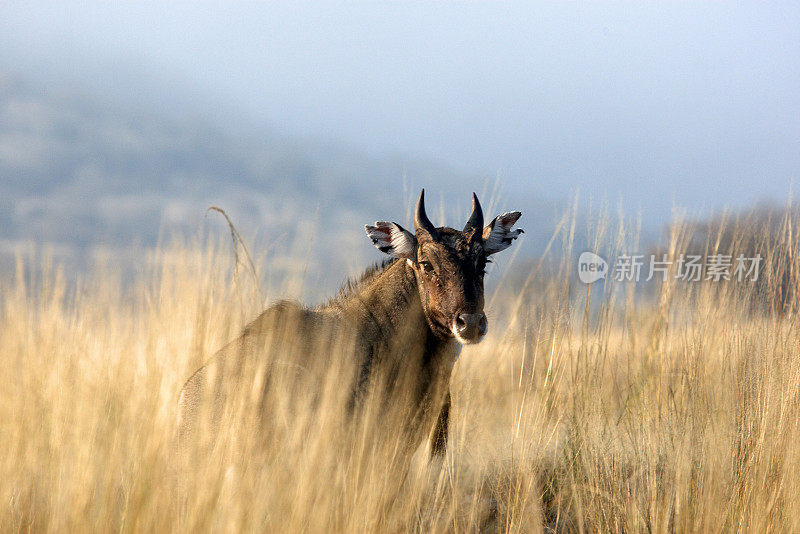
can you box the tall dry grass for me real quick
[1,206,800,533]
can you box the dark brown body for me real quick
[178,189,522,460]
[177,258,458,457]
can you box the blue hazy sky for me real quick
[1,2,799,219]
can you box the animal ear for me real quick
[365,221,417,260]
[483,212,524,255]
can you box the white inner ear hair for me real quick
[366,221,416,259]
[389,223,415,257]
[484,212,522,252]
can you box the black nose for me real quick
[454,312,488,342]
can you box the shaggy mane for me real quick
[324,257,401,307]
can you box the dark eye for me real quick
[420,260,435,274]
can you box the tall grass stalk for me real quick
[2,208,799,532]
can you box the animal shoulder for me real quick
[242,300,318,336]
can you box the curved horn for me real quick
[415,189,437,235]
[463,192,484,234]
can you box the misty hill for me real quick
[0,72,560,293]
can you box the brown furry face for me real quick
[365,190,522,343]
[413,228,488,342]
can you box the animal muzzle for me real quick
[453,312,488,343]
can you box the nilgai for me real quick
[178,189,522,457]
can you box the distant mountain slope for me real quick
[0,72,558,294]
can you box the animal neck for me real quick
[341,259,456,361]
